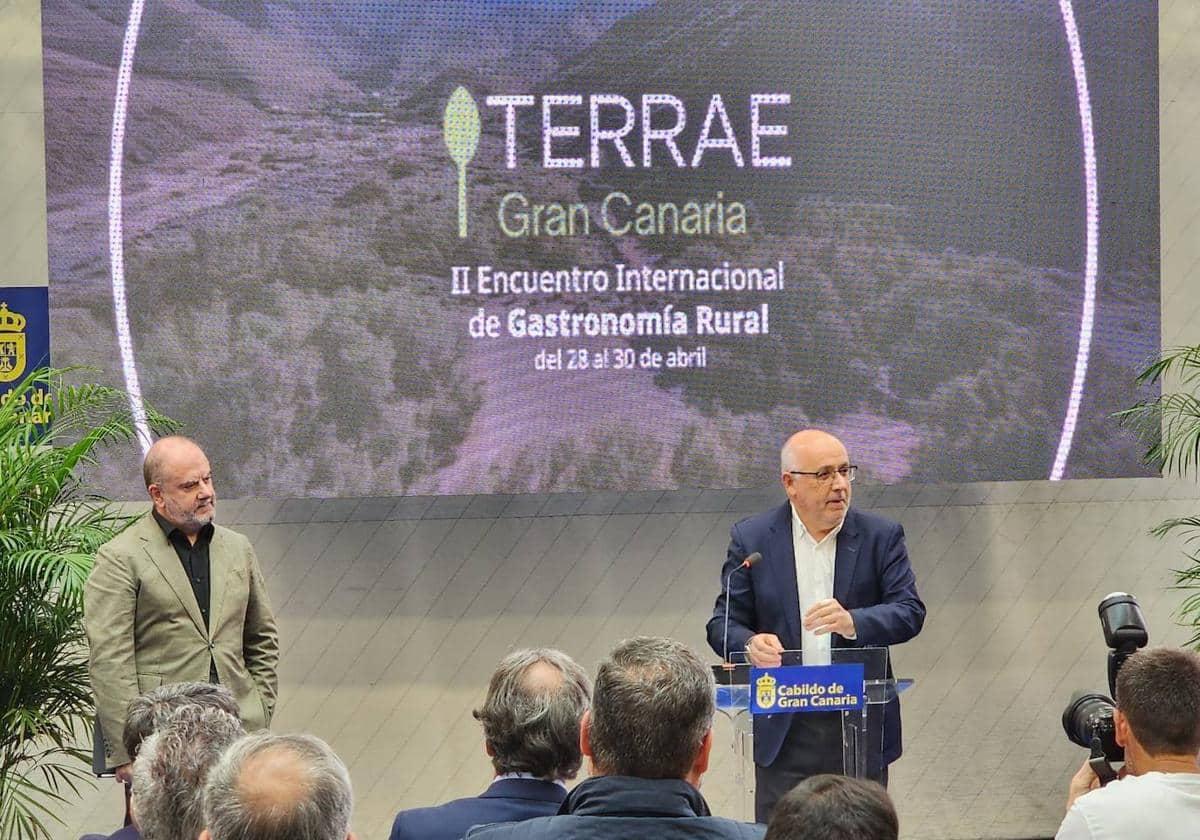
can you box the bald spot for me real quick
[236,746,312,815]
[143,435,204,488]
[522,660,565,693]
[781,429,846,472]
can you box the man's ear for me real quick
[692,728,714,777]
[579,709,593,759]
[199,831,211,840]
[1114,707,1131,748]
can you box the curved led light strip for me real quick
[109,0,152,455]
[104,3,1100,476]
[1051,0,1098,481]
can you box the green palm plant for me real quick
[1116,344,1200,647]
[0,368,174,840]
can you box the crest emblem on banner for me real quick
[0,302,27,383]
[755,672,778,710]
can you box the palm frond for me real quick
[1120,347,1200,651]
[1151,517,1200,541]
[0,367,176,840]
[1133,345,1200,387]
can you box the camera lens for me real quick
[1062,690,1123,762]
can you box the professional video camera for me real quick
[1061,593,1149,783]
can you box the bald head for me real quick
[202,733,353,840]
[780,430,846,474]
[144,435,216,536]
[521,659,565,693]
[238,746,313,815]
[143,435,204,487]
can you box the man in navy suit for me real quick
[707,430,926,823]
[389,648,591,840]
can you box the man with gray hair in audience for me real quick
[470,636,764,840]
[123,682,241,769]
[129,704,244,840]
[82,682,242,840]
[200,732,356,840]
[390,648,592,840]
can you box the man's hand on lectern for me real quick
[746,633,785,667]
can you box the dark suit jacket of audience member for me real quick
[80,827,139,840]
[390,777,566,840]
[465,776,765,840]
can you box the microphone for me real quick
[722,551,761,666]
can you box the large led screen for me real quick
[43,1,1159,497]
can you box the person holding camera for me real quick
[1057,647,1200,839]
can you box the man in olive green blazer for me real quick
[84,436,278,774]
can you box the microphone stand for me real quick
[721,552,760,679]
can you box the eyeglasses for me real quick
[787,465,858,484]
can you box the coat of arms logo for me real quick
[755,672,778,710]
[0,302,27,383]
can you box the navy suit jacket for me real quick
[390,778,567,840]
[80,828,139,840]
[466,776,764,840]
[706,503,925,768]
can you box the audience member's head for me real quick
[584,636,714,785]
[1115,646,1200,765]
[130,705,244,840]
[201,732,355,840]
[473,648,591,781]
[764,775,898,840]
[123,681,240,762]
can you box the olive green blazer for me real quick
[84,512,279,768]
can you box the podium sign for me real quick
[749,664,865,715]
[715,649,907,819]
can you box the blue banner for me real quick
[0,286,51,423]
[750,664,865,715]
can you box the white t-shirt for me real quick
[1056,771,1200,840]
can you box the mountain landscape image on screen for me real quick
[43,0,1159,497]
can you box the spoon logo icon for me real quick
[444,86,481,238]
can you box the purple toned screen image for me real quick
[43,0,1159,498]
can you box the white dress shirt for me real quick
[493,772,568,790]
[792,506,843,665]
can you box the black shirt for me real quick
[152,510,214,629]
[152,511,219,683]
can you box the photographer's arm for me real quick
[1053,759,1102,840]
[1066,757,1101,809]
